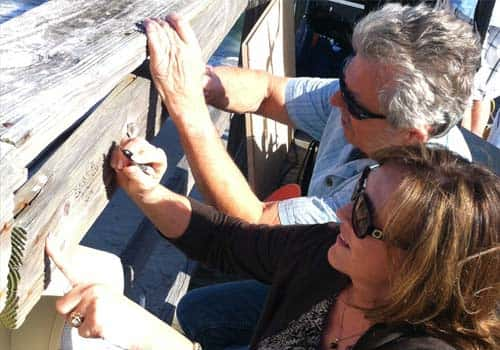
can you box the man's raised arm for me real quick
[204,65,291,126]
[144,16,284,224]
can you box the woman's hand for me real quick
[46,238,148,348]
[145,14,206,119]
[46,235,193,350]
[110,137,167,200]
[56,283,140,343]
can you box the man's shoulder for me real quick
[429,126,472,161]
[285,77,338,104]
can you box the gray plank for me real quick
[0,0,248,167]
[0,74,164,328]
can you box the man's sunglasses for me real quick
[339,56,386,121]
[351,164,385,240]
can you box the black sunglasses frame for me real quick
[339,56,386,121]
[351,164,385,240]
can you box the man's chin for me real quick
[342,127,355,145]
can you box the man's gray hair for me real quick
[352,2,480,137]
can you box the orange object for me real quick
[265,184,302,202]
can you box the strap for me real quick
[297,140,320,195]
[474,0,496,43]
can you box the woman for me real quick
[50,142,499,350]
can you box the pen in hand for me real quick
[121,148,155,176]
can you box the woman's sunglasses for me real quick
[339,56,386,121]
[351,164,385,240]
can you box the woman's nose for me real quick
[336,203,352,223]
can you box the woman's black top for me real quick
[170,199,455,350]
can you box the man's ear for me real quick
[404,126,429,144]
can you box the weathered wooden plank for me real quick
[0,163,28,227]
[0,0,249,168]
[12,174,49,218]
[0,224,12,315]
[0,195,15,230]
[0,74,164,328]
[242,0,294,199]
[0,143,28,207]
[0,0,248,326]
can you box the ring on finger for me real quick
[69,311,85,328]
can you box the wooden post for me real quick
[242,0,296,199]
[0,0,249,329]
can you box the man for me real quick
[452,0,499,137]
[143,3,480,349]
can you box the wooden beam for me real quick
[0,74,164,328]
[0,0,249,168]
[0,145,28,313]
[0,0,248,327]
[0,224,12,315]
[242,0,295,199]
[0,144,28,227]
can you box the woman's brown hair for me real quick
[367,144,499,349]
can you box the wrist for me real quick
[164,90,207,119]
[131,184,164,205]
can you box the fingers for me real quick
[55,284,89,315]
[111,138,167,196]
[56,284,108,339]
[144,18,167,60]
[145,15,198,50]
[121,163,156,189]
[202,65,214,89]
[119,138,167,172]
[165,14,199,46]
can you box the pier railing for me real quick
[0,0,251,329]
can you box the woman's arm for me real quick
[143,16,285,224]
[110,138,321,281]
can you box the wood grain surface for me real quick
[0,0,248,327]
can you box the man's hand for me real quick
[203,65,229,109]
[110,138,167,200]
[145,15,206,119]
